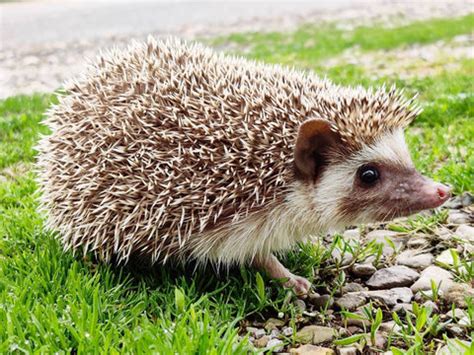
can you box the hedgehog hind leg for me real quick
[254,254,311,295]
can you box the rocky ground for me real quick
[241,194,473,354]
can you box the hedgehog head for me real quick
[293,87,450,228]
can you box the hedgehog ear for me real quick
[294,118,339,180]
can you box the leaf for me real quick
[255,272,266,302]
[333,333,366,346]
[175,287,185,313]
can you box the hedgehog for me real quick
[36,37,450,294]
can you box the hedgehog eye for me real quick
[358,165,380,186]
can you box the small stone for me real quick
[294,299,307,312]
[447,211,470,224]
[410,266,454,293]
[337,346,358,355]
[246,327,266,339]
[335,294,367,311]
[461,192,474,207]
[345,309,371,328]
[332,249,354,266]
[447,324,465,337]
[266,338,284,351]
[445,308,468,319]
[455,224,474,243]
[458,317,470,326]
[309,294,334,309]
[366,230,405,256]
[396,250,434,269]
[369,331,387,349]
[407,236,430,249]
[296,325,335,344]
[343,228,360,240]
[366,266,419,289]
[437,340,471,355]
[393,303,413,313]
[435,249,456,265]
[379,320,401,333]
[264,318,285,331]
[414,289,444,302]
[422,300,439,313]
[442,283,474,308]
[270,328,281,338]
[443,196,463,209]
[351,263,376,277]
[342,282,366,293]
[282,326,293,336]
[361,287,413,307]
[290,344,335,355]
[253,335,270,348]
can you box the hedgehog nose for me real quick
[436,184,451,201]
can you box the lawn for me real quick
[1,14,473,354]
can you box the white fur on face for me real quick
[311,129,414,227]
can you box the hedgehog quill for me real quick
[36,38,450,294]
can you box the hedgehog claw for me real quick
[254,254,311,296]
[284,275,311,296]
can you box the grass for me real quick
[1,13,473,353]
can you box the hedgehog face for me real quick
[294,119,450,229]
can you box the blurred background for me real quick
[1,0,471,98]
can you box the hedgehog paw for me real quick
[284,274,311,296]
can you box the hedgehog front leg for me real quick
[254,254,311,295]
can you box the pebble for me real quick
[435,249,456,265]
[422,300,439,313]
[393,303,413,313]
[447,211,470,224]
[366,266,419,289]
[345,310,370,328]
[253,335,270,348]
[295,325,335,344]
[343,228,360,240]
[445,308,467,319]
[361,287,413,307]
[437,340,471,355]
[264,318,286,331]
[396,250,433,269]
[309,294,334,309]
[294,299,307,312]
[266,338,284,352]
[351,263,376,277]
[461,192,474,206]
[370,331,387,349]
[443,196,463,209]
[447,324,465,337]
[455,224,474,242]
[282,326,293,337]
[290,344,335,355]
[414,289,444,302]
[335,294,367,311]
[442,283,474,308]
[407,236,430,249]
[246,327,266,339]
[410,266,454,293]
[331,249,354,266]
[366,230,405,256]
[270,328,281,338]
[342,282,366,293]
[379,320,401,333]
[337,346,358,355]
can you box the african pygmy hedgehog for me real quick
[36,37,450,293]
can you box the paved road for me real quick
[1,0,356,50]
